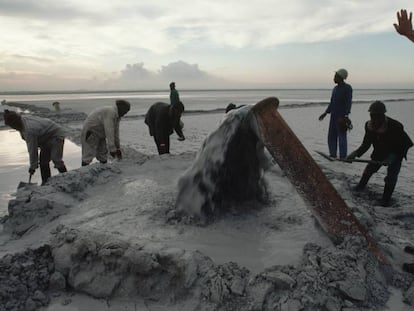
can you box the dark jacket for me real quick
[145,101,184,139]
[326,82,353,117]
[170,89,180,107]
[354,117,413,160]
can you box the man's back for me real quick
[21,115,65,144]
[83,106,118,137]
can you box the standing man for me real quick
[3,109,67,185]
[145,101,185,155]
[169,82,180,109]
[81,99,130,166]
[319,69,353,159]
[346,101,413,207]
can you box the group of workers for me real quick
[317,9,414,210]
[1,8,414,274]
[317,8,414,274]
[3,99,130,185]
[319,68,413,208]
[2,82,185,185]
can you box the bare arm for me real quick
[394,9,414,43]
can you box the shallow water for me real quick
[0,130,81,217]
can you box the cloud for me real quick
[0,0,406,53]
[119,63,154,80]
[103,61,225,90]
[159,61,208,80]
[0,0,90,21]
[1,0,413,90]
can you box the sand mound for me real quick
[1,157,413,310]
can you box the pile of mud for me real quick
[1,163,413,310]
[2,226,413,310]
[177,106,270,219]
[0,246,54,311]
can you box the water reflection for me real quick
[0,130,80,216]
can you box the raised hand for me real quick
[394,9,414,43]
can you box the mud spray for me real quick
[176,105,271,220]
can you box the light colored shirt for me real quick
[82,106,120,152]
[20,115,65,169]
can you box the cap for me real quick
[115,99,131,111]
[368,101,386,114]
[335,68,348,80]
[3,109,22,127]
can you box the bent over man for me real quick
[145,101,185,155]
[81,99,130,166]
[3,109,67,185]
[347,101,413,206]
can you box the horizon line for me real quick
[2,87,414,95]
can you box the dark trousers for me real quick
[39,139,67,185]
[358,155,402,201]
[328,115,347,158]
[154,133,170,155]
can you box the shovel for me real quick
[17,172,37,189]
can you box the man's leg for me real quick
[355,163,381,191]
[96,138,108,164]
[81,131,97,166]
[382,157,402,206]
[39,146,52,185]
[155,134,169,155]
[50,138,67,173]
[327,117,338,157]
[337,125,348,159]
[165,135,170,154]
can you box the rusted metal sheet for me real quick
[252,97,388,264]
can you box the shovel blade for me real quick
[17,181,37,189]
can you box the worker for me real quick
[347,101,413,206]
[3,109,67,185]
[81,99,130,166]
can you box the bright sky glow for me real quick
[1,0,414,90]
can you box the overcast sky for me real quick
[1,0,414,91]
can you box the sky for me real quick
[1,0,414,91]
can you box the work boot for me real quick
[353,184,365,192]
[402,263,414,274]
[354,173,371,191]
[380,198,392,207]
[57,165,67,173]
[381,182,396,207]
[404,245,414,255]
[40,165,51,185]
